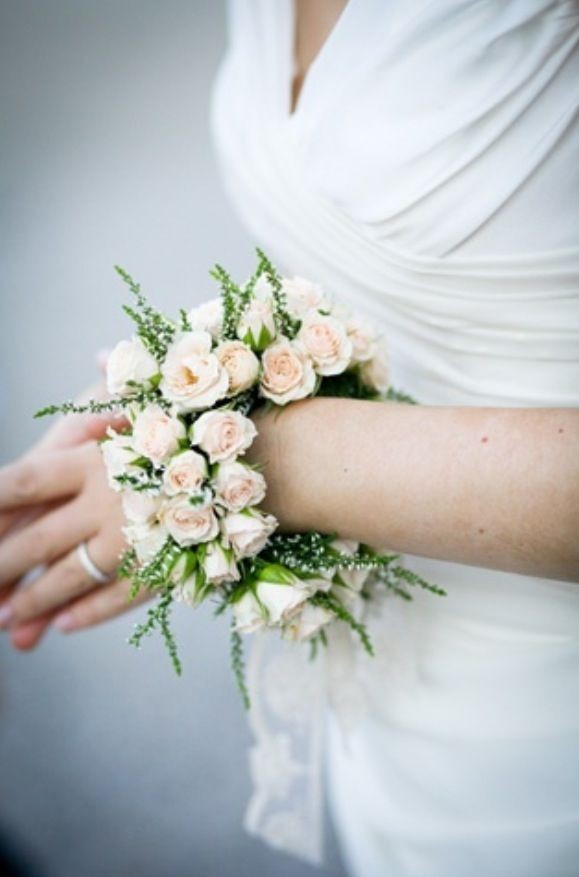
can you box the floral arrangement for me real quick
[37,249,444,706]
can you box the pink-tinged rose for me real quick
[281,275,330,318]
[215,340,260,395]
[237,275,277,351]
[297,312,352,376]
[213,460,266,512]
[233,591,266,634]
[346,316,378,364]
[221,509,277,558]
[282,603,334,641]
[360,351,390,394]
[106,337,159,397]
[187,298,223,339]
[259,339,316,405]
[203,541,240,586]
[121,490,162,524]
[132,405,186,468]
[161,496,219,546]
[191,409,257,463]
[123,521,168,563]
[160,331,229,412]
[163,449,208,496]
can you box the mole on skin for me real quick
[558,428,564,434]
[481,436,489,443]
[478,528,485,534]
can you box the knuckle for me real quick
[24,526,51,565]
[12,463,39,502]
[13,588,43,620]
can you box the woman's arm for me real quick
[249,400,579,583]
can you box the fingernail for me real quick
[0,604,13,629]
[54,613,76,632]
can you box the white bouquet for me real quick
[37,249,444,705]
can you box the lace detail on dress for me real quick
[243,588,422,864]
[244,631,327,863]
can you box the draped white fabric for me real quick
[210,1,579,874]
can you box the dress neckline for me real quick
[284,0,353,119]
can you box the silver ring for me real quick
[76,541,111,584]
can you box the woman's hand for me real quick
[0,440,151,649]
[0,374,150,651]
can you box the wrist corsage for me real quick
[37,249,445,705]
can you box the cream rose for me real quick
[221,509,277,558]
[215,340,260,395]
[191,409,257,463]
[172,562,206,607]
[187,297,223,339]
[161,496,219,546]
[123,521,168,563]
[346,316,378,364]
[132,405,186,468]
[121,490,162,524]
[259,339,316,405]
[237,275,277,351]
[160,331,229,412]
[233,590,266,634]
[297,312,352,376]
[163,449,208,496]
[281,275,330,318]
[255,581,307,625]
[360,352,390,394]
[213,461,266,512]
[101,428,140,491]
[203,541,240,586]
[283,603,334,641]
[106,337,159,397]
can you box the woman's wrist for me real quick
[248,397,344,533]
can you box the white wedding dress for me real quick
[210,1,579,875]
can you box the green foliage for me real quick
[128,539,182,597]
[255,247,300,339]
[129,587,182,676]
[376,564,447,600]
[264,532,398,576]
[311,592,374,657]
[209,263,242,340]
[35,385,166,420]
[114,473,162,492]
[114,265,175,360]
[316,369,382,401]
[384,386,416,405]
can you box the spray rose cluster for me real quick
[38,250,443,704]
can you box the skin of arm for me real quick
[248,399,579,583]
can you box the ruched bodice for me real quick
[211,0,579,410]
[209,2,579,875]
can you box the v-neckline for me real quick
[285,0,352,119]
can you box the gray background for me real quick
[0,2,346,875]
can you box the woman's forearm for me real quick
[249,399,579,583]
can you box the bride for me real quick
[0,1,578,874]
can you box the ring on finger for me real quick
[76,541,112,585]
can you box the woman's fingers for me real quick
[10,613,54,651]
[4,525,125,626]
[0,445,88,511]
[54,577,152,633]
[0,498,93,590]
[11,578,152,650]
